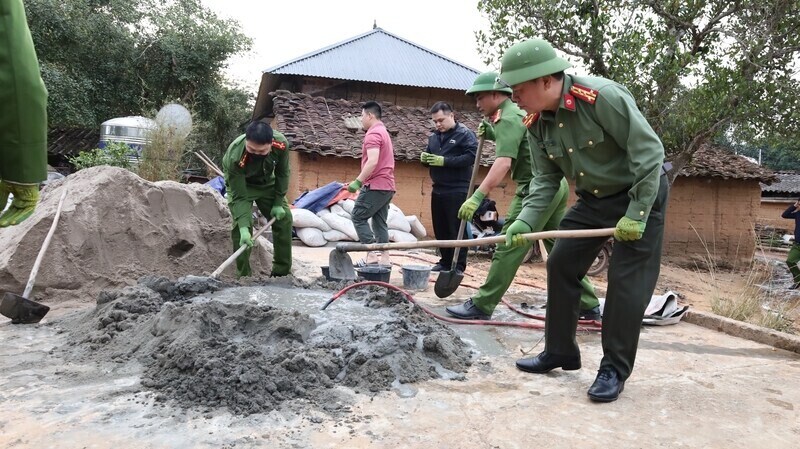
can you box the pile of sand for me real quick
[62,277,472,416]
[0,166,277,304]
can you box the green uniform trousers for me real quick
[544,173,669,381]
[0,0,47,184]
[351,186,394,244]
[787,244,800,283]
[472,180,599,315]
[231,194,293,277]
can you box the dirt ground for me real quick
[2,243,800,448]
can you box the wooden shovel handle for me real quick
[211,217,277,278]
[23,188,68,299]
[335,228,616,253]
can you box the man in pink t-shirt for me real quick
[347,101,396,265]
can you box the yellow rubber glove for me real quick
[347,179,362,193]
[239,227,254,248]
[270,204,286,221]
[457,190,485,221]
[504,220,533,248]
[426,154,445,167]
[614,217,646,241]
[477,120,495,140]
[0,182,40,227]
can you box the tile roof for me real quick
[761,171,800,193]
[678,144,777,184]
[271,90,497,165]
[264,28,480,90]
[48,128,100,157]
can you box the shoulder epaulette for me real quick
[490,108,502,124]
[523,113,540,128]
[570,83,598,104]
[237,152,249,168]
[272,140,287,150]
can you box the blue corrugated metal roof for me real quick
[264,28,480,90]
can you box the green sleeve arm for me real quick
[595,85,664,221]
[222,137,252,229]
[515,131,564,228]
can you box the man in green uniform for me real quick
[445,72,600,321]
[222,121,293,277]
[500,38,668,402]
[0,0,48,227]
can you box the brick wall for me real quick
[758,199,795,234]
[288,152,516,232]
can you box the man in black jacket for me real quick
[421,101,478,273]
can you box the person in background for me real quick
[782,198,800,289]
[446,72,600,321]
[347,101,396,266]
[0,0,48,227]
[222,121,292,277]
[421,101,477,274]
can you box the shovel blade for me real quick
[0,292,50,324]
[328,249,357,280]
[433,271,464,298]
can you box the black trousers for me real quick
[543,174,669,381]
[431,190,469,271]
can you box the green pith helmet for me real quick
[499,38,572,87]
[466,71,512,95]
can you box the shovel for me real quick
[0,188,68,324]
[433,136,485,298]
[209,217,277,279]
[328,228,616,280]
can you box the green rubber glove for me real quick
[270,204,286,221]
[0,182,40,227]
[347,179,362,193]
[614,216,646,241]
[504,220,533,248]
[427,154,445,167]
[420,152,430,164]
[239,227,254,248]
[457,190,485,221]
[477,120,495,140]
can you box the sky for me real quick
[201,0,493,92]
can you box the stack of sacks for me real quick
[291,199,426,247]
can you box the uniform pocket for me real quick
[577,132,604,150]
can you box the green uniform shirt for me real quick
[518,74,664,228]
[0,0,48,184]
[487,98,533,196]
[222,130,291,228]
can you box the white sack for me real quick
[320,212,359,241]
[339,199,355,214]
[389,230,417,243]
[406,215,427,238]
[297,227,328,247]
[323,229,351,242]
[387,209,411,233]
[291,208,331,231]
[331,204,351,220]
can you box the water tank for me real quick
[99,116,156,162]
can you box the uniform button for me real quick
[640,211,645,216]
[593,189,599,194]
[588,140,594,145]
[559,123,564,128]
[549,154,554,159]
[579,172,584,176]
[568,148,573,153]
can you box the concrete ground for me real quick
[1,244,799,448]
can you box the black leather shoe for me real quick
[516,351,581,374]
[587,367,625,402]
[446,299,491,320]
[430,264,446,272]
[579,306,601,321]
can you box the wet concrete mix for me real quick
[58,276,472,416]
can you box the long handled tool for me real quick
[0,188,68,324]
[210,217,277,278]
[328,228,616,280]
[434,137,485,298]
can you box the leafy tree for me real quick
[476,0,800,178]
[68,141,134,170]
[25,0,253,164]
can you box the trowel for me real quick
[0,188,67,324]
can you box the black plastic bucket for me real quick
[355,266,391,282]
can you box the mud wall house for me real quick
[253,27,519,231]
[759,171,800,234]
[661,144,776,265]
